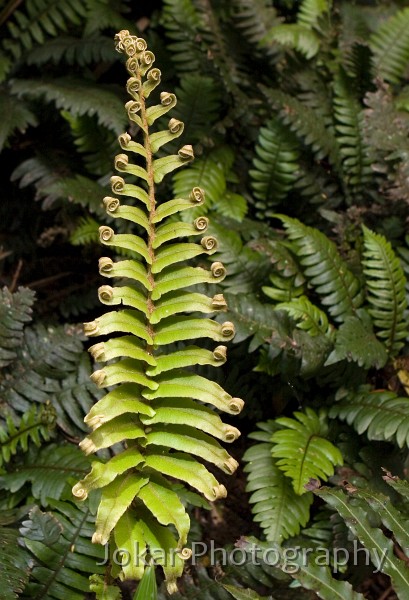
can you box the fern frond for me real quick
[262,24,321,59]
[330,387,409,449]
[277,215,364,323]
[298,0,329,28]
[2,0,86,59]
[172,74,222,146]
[52,175,107,216]
[243,421,312,542]
[26,35,117,66]
[62,111,117,176]
[0,444,90,506]
[11,78,127,134]
[261,87,340,166]
[370,7,409,83]
[0,404,55,467]
[250,118,300,216]
[271,408,343,495]
[277,296,332,337]
[20,500,105,600]
[160,0,202,73]
[11,155,66,208]
[362,226,408,355]
[70,216,100,246]
[333,73,372,199]
[0,527,31,600]
[0,286,35,368]
[232,0,280,51]
[0,89,37,151]
[261,239,306,302]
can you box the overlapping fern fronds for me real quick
[370,7,409,83]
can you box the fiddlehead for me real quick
[74,30,243,594]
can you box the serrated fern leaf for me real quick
[0,404,55,467]
[0,527,31,600]
[20,500,105,600]
[370,7,409,83]
[11,78,127,134]
[0,286,35,368]
[0,444,90,506]
[271,407,343,495]
[277,215,364,323]
[298,0,329,28]
[243,421,312,542]
[2,0,87,59]
[0,89,37,151]
[362,226,408,355]
[277,296,331,337]
[26,35,117,66]
[250,118,299,216]
[333,74,372,199]
[70,216,100,246]
[330,387,409,449]
[161,0,202,73]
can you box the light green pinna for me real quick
[72,30,243,593]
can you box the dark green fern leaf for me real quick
[160,0,202,73]
[250,118,300,216]
[370,7,409,84]
[0,404,56,467]
[243,421,312,542]
[26,35,117,66]
[0,444,91,506]
[20,499,105,600]
[0,89,37,151]
[362,226,408,355]
[0,527,31,600]
[11,78,127,134]
[271,408,343,494]
[232,0,280,55]
[2,0,87,59]
[0,286,35,368]
[333,73,372,200]
[277,215,364,323]
[331,386,409,449]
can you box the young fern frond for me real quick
[362,226,408,356]
[370,7,409,84]
[243,421,313,543]
[271,407,343,495]
[330,387,409,449]
[250,118,300,217]
[276,215,364,323]
[74,31,243,593]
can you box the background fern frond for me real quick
[70,216,100,246]
[362,226,408,355]
[298,0,329,28]
[11,78,127,134]
[0,286,35,368]
[330,386,409,449]
[160,0,202,73]
[370,7,409,83]
[278,216,364,323]
[0,526,31,600]
[250,118,300,217]
[271,407,343,494]
[26,35,117,66]
[244,421,313,542]
[0,89,37,151]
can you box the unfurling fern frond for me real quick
[243,421,312,542]
[276,215,364,323]
[250,118,300,217]
[19,500,105,600]
[0,404,55,467]
[330,387,409,449]
[271,408,343,495]
[0,286,35,368]
[333,73,372,200]
[370,7,409,84]
[362,226,408,355]
[73,32,243,593]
